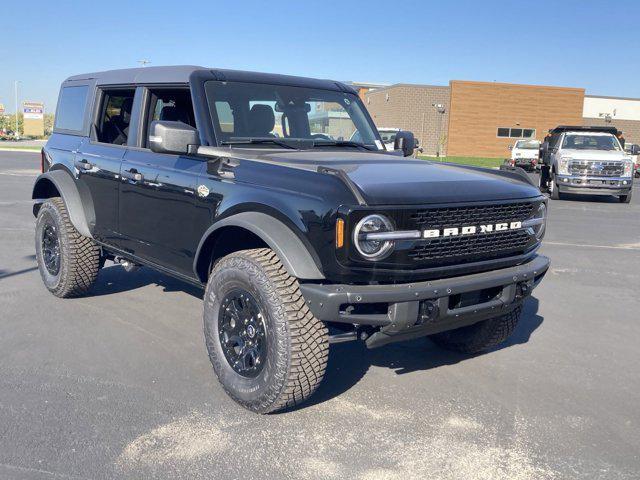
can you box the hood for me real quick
[561,149,630,162]
[200,147,541,205]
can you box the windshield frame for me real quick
[203,79,383,150]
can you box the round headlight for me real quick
[533,203,547,240]
[353,214,395,260]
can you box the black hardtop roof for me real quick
[63,65,356,93]
[549,125,619,135]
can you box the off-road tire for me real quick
[35,197,100,298]
[619,191,632,203]
[430,306,522,354]
[203,248,329,414]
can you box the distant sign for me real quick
[23,101,44,120]
[23,101,45,136]
[0,104,5,114]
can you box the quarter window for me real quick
[497,127,536,138]
[54,85,89,132]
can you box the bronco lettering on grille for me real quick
[423,221,522,239]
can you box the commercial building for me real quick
[364,80,640,157]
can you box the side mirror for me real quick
[149,120,199,155]
[394,130,416,157]
[631,144,640,155]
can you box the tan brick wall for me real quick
[447,81,585,158]
[583,117,640,146]
[365,85,450,155]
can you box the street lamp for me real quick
[14,80,21,139]
[432,103,446,158]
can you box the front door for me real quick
[117,87,205,278]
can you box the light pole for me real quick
[14,80,21,139]
[432,103,446,158]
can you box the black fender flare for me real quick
[194,212,325,281]
[32,170,94,238]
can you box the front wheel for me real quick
[430,307,522,354]
[35,198,101,298]
[203,248,329,414]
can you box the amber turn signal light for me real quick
[335,218,345,249]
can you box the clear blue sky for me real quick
[3,0,640,113]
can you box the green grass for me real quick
[419,156,504,169]
[0,145,42,151]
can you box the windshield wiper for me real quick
[221,138,299,150]
[312,140,375,151]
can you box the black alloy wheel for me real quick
[41,223,61,276]
[218,289,267,378]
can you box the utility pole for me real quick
[14,80,20,138]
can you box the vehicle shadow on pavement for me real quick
[0,256,38,281]
[91,264,203,299]
[552,193,620,203]
[304,297,543,409]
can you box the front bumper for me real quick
[556,175,632,195]
[300,255,550,348]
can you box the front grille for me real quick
[569,161,624,177]
[407,229,532,264]
[394,201,539,267]
[407,202,536,230]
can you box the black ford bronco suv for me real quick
[33,66,549,413]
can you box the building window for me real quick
[497,127,535,138]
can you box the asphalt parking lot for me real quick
[1,151,638,480]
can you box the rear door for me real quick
[75,87,137,244]
[117,87,205,277]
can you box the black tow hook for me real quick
[328,326,376,344]
[515,281,532,300]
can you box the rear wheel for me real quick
[430,307,522,354]
[35,198,101,298]
[203,248,329,413]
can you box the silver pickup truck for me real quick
[539,125,636,203]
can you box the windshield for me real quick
[515,140,539,150]
[205,81,381,149]
[562,134,621,151]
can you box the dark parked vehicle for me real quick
[33,66,549,413]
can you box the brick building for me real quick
[364,80,640,157]
[365,84,450,156]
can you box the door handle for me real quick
[122,168,144,182]
[74,159,93,171]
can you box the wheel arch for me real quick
[32,170,95,239]
[194,211,325,282]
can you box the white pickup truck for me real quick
[539,126,637,203]
[508,139,540,171]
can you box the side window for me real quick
[96,89,136,145]
[144,88,196,147]
[55,85,89,132]
[215,101,234,133]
